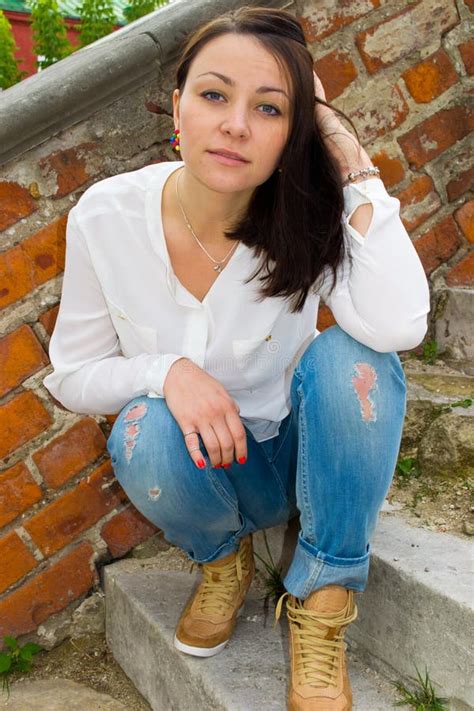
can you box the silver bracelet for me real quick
[343,166,380,186]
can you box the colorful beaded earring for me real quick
[170,128,180,152]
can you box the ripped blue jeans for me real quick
[106,325,407,598]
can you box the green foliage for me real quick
[28,0,73,70]
[421,340,439,364]
[431,398,473,420]
[253,530,286,607]
[409,340,439,365]
[0,635,41,699]
[391,663,449,709]
[123,0,169,23]
[77,0,117,48]
[0,10,27,89]
[396,457,422,483]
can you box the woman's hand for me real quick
[163,357,247,469]
[312,69,370,176]
[313,70,334,127]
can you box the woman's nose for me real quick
[221,106,250,137]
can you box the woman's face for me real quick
[172,32,292,195]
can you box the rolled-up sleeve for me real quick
[42,208,184,414]
[315,178,430,353]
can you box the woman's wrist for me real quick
[316,104,375,183]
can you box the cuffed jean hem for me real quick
[282,532,371,598]
[184,514,255,565]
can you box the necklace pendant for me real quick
[213,265,222,273]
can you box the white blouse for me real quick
[43,160,430,442]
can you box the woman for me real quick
[43,6,430,709]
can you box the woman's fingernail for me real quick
[223,463,230,468]
[238,456,247,464]
[214,464,222,469]
[197,459,206,468]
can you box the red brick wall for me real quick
[0,0,472,646]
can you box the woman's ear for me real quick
[172,89,180,128]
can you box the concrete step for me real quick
[104,515,474,710]
[251,516,474,711]
[104,567,399,710]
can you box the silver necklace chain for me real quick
[175,168,240,273]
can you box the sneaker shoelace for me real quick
[188,538,252,617]
[274,591,358,688]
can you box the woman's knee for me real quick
[297,325,402,379]
[107,395,182,471]
[293,325,406,421]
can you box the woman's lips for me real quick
[208,151,249,165]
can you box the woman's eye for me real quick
[200,91,281,116]
[202,91,223,102]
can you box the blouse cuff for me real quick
[342,177,391,246]
[144,353,187,398]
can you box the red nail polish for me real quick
[238,456,247,464]
[215,464,222,469]
[223,463,230,468]
[197,459,205,468]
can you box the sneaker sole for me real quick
[174,603,245,658]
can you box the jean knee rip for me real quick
[352,362,378,423]
[123,402,148,463]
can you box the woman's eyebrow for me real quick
[196,71,289,99]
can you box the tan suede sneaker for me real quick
[275,585,358,710]
[174,534,255,657]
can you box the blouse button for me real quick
[118,313,126,319]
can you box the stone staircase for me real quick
[104,515,473,710]
[104,360,474,710]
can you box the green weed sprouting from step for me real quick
[431,398,473,421]
[253,530,286,608]
[390,663,449,710]
[408,340,439,365]
[420,340,439,364]
[0,635,41,699]
[395,457,422,484]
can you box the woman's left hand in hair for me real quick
[312,69,364,172]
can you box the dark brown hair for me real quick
[174,5,362,313]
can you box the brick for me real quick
[413,215,462,274]
[454,200,474,243]
[459,39,474,75]
[317,303,337,331]
[447,164,474,202]
[0,531,37,594]
[101,506,158,557]
[398,104,474,169]
[38,143,97,199]
[402,48,458,103]
[0,542,96,639]
[445,252,474,286]
[0,182,38,231]
[0,245,35,309]
[356,0,459,74]
[313,51,357,102]
[24,460,122,556]
[33,418,107,489]
[297,0,380,43]
[370,150,405,188]
[0,325,49,398]
[39,305,59,336]
[348,82,409,144]
[0,462,42,528]
[396,175,441,232]
[0,391,52,460]
[21,216,67,286]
